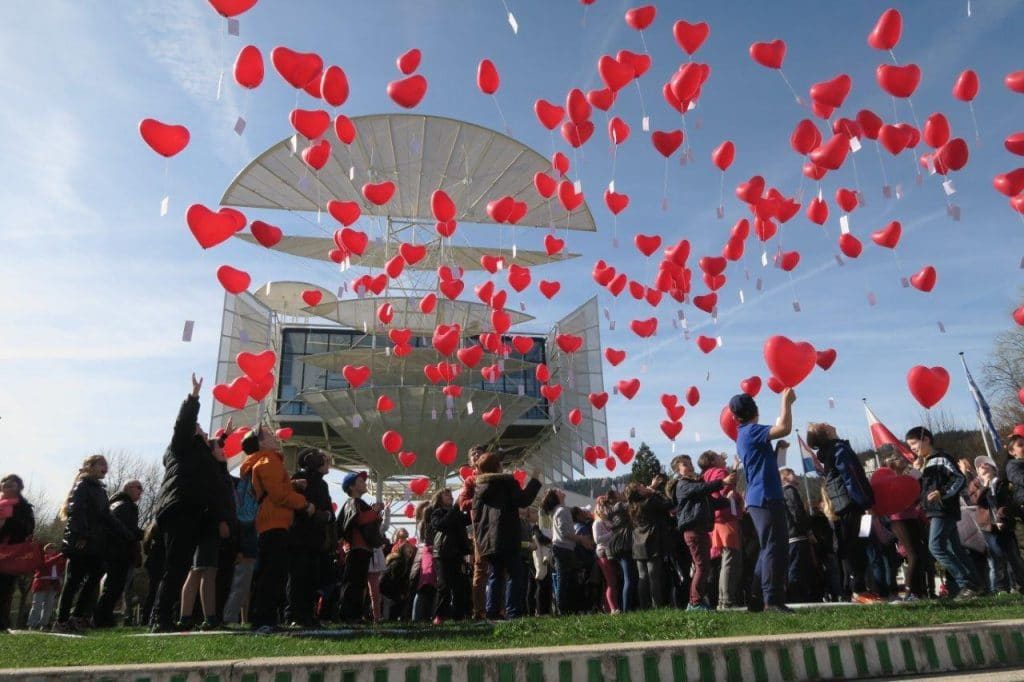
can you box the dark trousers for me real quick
[93,557,131,626]
[286,546,322,625]
[251,529,290,628]
[151,508,202,627]
[337,548,371,622]
[0,573,16,630]
[890,519,927,597]
[836,507,870,594]
[749,501,788,607]
[56,552,104,623]
[786,540,813,603]
[485,552,525,618]
[984,531,1024,591]
[683,530,711,606]
[618,557,639,612]
[552,546,580,614]
[434,555,468,620]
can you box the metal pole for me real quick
[960,352,996,461]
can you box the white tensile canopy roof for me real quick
[220,113,596,231]
[234,234,579,271]
[252,280,337,315]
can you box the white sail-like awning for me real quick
[221,113,596,231]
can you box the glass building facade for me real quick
[277,327,549,419]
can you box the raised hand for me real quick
[191,373,203,397]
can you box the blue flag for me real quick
[960,354,1002,451]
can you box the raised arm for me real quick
[769,388,796,439]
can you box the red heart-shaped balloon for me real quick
[935,138,969,174]
[539,281,560,299]
[271,46,323,89]
[482,406,503,428]
[430,190,456,222]
[587,87,616,111]
[302,140,331,170]
[749,40,786,69]
[634,234,662,257]
[541,384,563,402]
[617,378,640,400]
[560,120,595,148]
[660,420,683,440]
[558,181,584,212]
[696,335,717,354]
[806,198,829,225]
[906,365,950,409]
[334,114,356,144]
[216,265,250,294]
[651,130,684,158]
[396,48,421,75]
[139,118,190,157]
[534,172,558,199]
[187,204,247,249]
[693,292,717,314]
[686,386,700,406]
[839,233,863,259]
[208,0,257,17]
[290,108,330,140]
[589,392,609,409]
[720,406,738,441]
[763,335,817,388]
[674,20,710,55]
[387,74,428,108]
[213,376,252,410]
[250,220,282,248]
[871,221,902,249]
[362,181,395,206]
[810,134,850,170]
[868,8,903,50]
[533,99,565,130]
[909,265,937,292]
[816,348,837,371]
[876,64,921,99]
[604,348,626,366]
[740,376,762,397]
[233,45,264,89]
[342,364,371,388]
[629,318,657,338]
[791,119,821,154]
[598,55,635,92]
[320,65,349,107]
[809,74,852,109]
[835,188,858,213]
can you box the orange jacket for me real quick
[240,449,307,534]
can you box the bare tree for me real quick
[100,450,163,528]
[983,326,1024,432]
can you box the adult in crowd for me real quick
[700,451,744,609]
[93,480,144,627]
[674,454,736,611]
[472,453,542,619]
[605,489,637,612]
[807,422,879,603]
[286,448,334,628]
[336,471,386,623]
[1004,435,1024,523]
[729,389,796,613]
[54,455,132,632]
[906,426,981,600]
[223,441,261,626]
[240,426,313,633]
[150,375,214,632]
[429,487,471,622]
[779,468,813,603]
[591,496,621,614]
[625,478,673,609]
[380,540,416,620]
[26,543,64,630]
[542,488,594,614]
[884,455,928,600]
[0,474,35,632]
[409,500,436,622]
[972,455,1024,593]
[528,507,553,615]
[366,498,391,624]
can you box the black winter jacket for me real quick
[430,505,471,560]
[197,453,237,531]
[0,498,35,545]
[106,491,143,561]
[629,491,674,560]
[674,477,726,533]
[919,450,966,519]
[472,473,542,558]
[1005,458,1024,514]
[153,395,212,521]
[783,484,810,539]
[62,477,132,557]
[816,439,874,515]
[290,468,333,549]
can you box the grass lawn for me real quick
[5,593,1024,669]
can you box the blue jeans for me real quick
[749,501,788,607]
[927,516,975,591]
[485,553,524,618]
[618,557,638,612]
[984,531,1024,592]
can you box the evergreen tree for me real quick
[630,442,663,484]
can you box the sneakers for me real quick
[199,617,225,631]
[686,602,712,612]
[175,616,195,632]
[954,588,979,601]
[851,592,885,605]
[765,604,795,614]
[150,622,175,633]
[252,625,279,636]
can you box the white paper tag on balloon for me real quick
[608,180,615,192]
[895,183,904,199]
[507,11,518,34]
[181,320,194,342]
[937,321,946,333]
[234,117,246,135]
[678,310,686,322]
[738,289,745,304]
[695,432,701,443]
[160,195,169,217]
[828,397,836,409]
[512,244,518,259]
[612,385,619,395]
[942,179,956,196]
[641,116,650,132]
[755,277,763,291]
[834,255,844,267]
[519,302,526,312]
[290,135,299,154]
[839,215,850,234]
[760,251,768,267]
[609,320,616,331]
[849,137,862,152]
[351,415,362,428]
[716,336,723,348]
[855,191,866,207]
[858,515,872,538]
[216,71,224,101]
[348,166,355,181]
[227,18,240,35]
[630,427,636,438]
[716,206,725,219]
[385,346,392,357]
[792,301,801,313]
[712,309,718,323]
[900,277,910,288]
[967,0,972,16]
[573,180,582,193]
[882,184,892,198]
[867,291,878,306]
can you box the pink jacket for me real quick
[703,466,743,523]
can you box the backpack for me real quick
[235,473,262,524]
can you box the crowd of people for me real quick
[3,376,1024,633]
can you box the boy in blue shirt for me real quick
[730,388,796,613]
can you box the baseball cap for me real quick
[342,471,368,493]
[974,456,996,471]
[729,393,758,422]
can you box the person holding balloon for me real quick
[728,389,796,614]
[882,456,929,601]
[905,427,981,600]
[970,456,1024,594]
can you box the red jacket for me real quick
[703,466,743,523]
[30,553,66,593]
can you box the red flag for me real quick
[864,401,914,463]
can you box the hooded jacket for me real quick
[1004,458,1024,512]
[105,491,143,561]
[153,395,211,521]
[628,490,674,560]
[970,476,1014,533]
[430,504,471,560]
[61,477,132,556]
[783,483,810,539]
[702,466,742,523]
[919,449,966,520]
[290,466,333,550]
[675,476,726,533]
[239,449,307,534]
[472,473,542,558]
[816,438,874,515]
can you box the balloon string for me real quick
[662,157,669,209]
[632,78,648,119]
[968,102,981,141]
[888,49,899,66]
[890,247,905,285]
[874,141,890,189]
[491,95,510,135]
[777,70,803,106]
[849,146,863,195]
[718,171,724,212]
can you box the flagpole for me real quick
[862,398,882,469]
[960,351,996,460]
[796,428,813,505]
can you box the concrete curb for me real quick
[4,618,1024,681]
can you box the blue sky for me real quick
[2,0,1022,504]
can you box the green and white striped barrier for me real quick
[5,618,1024,681]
